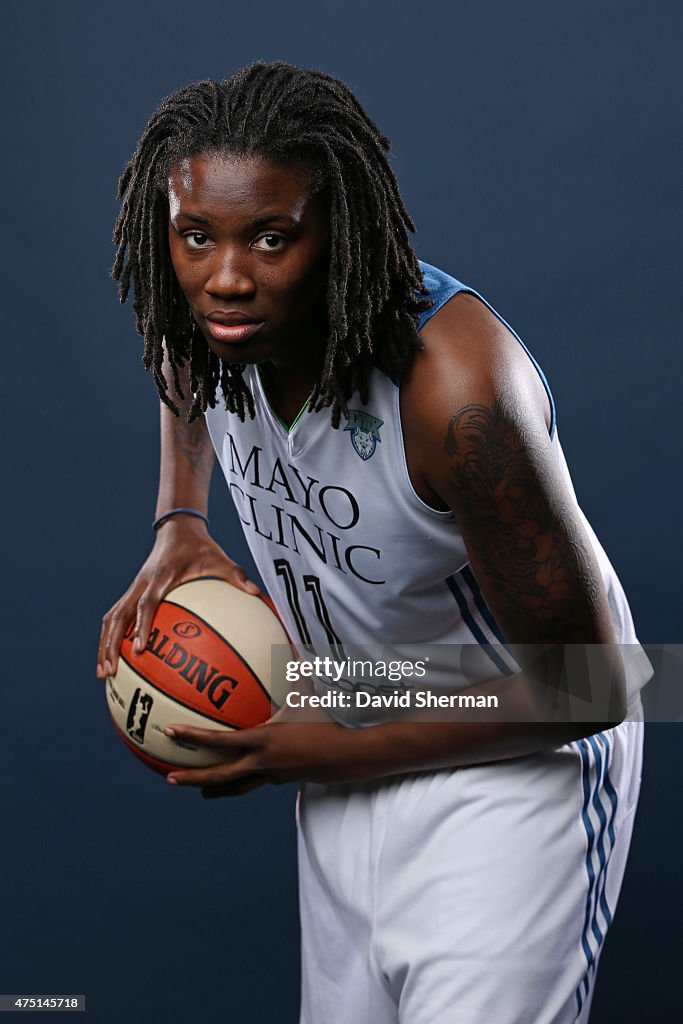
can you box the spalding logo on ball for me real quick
[105,577,292,775]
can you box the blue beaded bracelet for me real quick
[153,507,209,531]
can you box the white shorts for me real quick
[297,715,643,1024]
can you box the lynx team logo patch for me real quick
[344,409,384,460]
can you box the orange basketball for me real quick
[105,577,292,775]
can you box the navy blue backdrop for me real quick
[1,1,681,1021]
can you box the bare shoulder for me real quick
[404,291,551,432]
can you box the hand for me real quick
[163,718,371,798]
[162,711,607,797]
[96,516,259,679]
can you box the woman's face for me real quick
[167,151,329,367]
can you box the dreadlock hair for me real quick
[112,60,431,427]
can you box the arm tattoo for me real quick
[173,416,214,484]
[444,402,601,642]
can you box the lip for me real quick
[204,318,265,343]
[206,310,261,325]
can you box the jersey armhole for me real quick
[392,383,455,519]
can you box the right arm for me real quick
[96,357,258,679]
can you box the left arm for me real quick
[167,293,626,794]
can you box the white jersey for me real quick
[205,262,647,1024]
[204,262,649,716]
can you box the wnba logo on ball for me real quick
[126,688,153,744]
[173,621,202,639]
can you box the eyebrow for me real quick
[180,212,210,225]
[173,211,300,227]
[253,213,300,226]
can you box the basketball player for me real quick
[98,62,649,1023]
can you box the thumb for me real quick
[228,563,260,595]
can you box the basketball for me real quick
[105,576,292,774]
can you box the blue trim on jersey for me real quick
[574,733,619,1017]
[593,735,618,934]
[445,574,513,676]
[579,741,599,959]
[459,565,508,645]
[587,737,608,948]
[416,261,557,438]
[417,262,463,331]
[576,741,597,1015]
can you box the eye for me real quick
[183,231,211,249]
[252,233,286,252]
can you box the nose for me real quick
[203,246,256,299]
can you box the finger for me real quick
[98,599,136,679]
[164,724,254,749]
[98,604,121,677]
[132,586,165,655]
[166,759,256,787]
[97,617,111,678]
[108,604,138,676]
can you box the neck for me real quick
[257,303,328,425]
[258,356,320,428]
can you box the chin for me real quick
[205,339,263,364]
